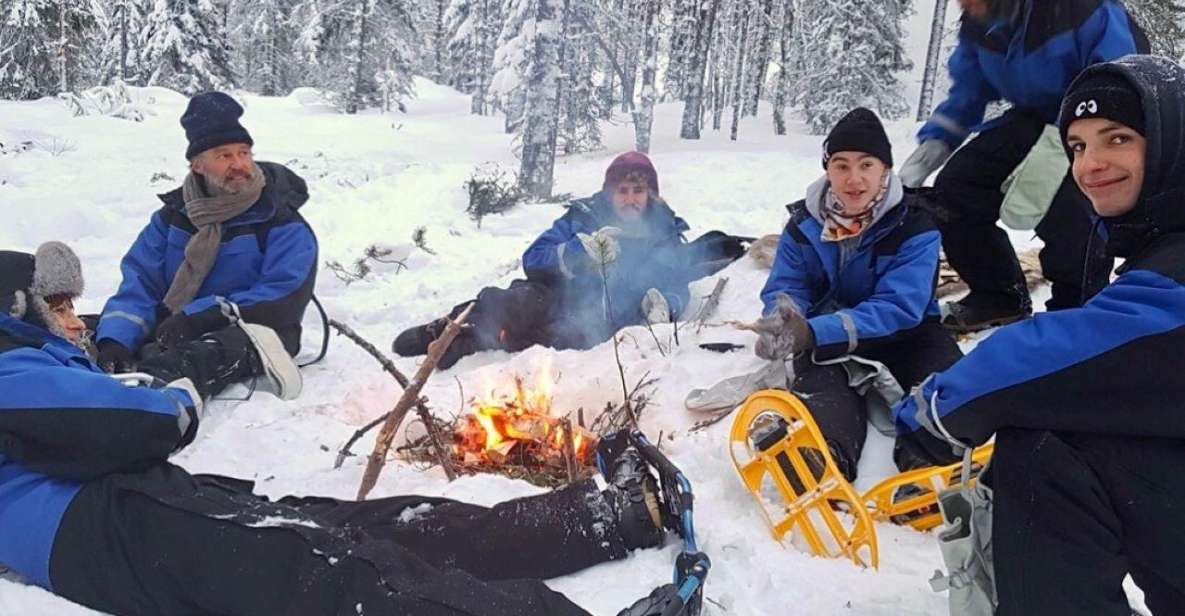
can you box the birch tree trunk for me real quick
[633,0,660,152]
[917,0,949,121]
[679,0,721,139]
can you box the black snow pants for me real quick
[933,110,1113,311]
[135,325,263,400]
[792,321,963,479]
[48,465,625,616]
[989,429,1185,616]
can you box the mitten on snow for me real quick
[899,139,953,188]
[641,288,671,325]
[753,293,814,360]
[617,584,681,616]
[576,226,623,272]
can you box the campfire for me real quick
[446,374,600,485]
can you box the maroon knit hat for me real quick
[603,151,659,194]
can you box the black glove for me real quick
[155,313,200,349]
[617,584,681,616]
[96,340,135,373]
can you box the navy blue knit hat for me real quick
[181,92,254,160]
[823,107,893,169]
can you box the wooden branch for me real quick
[562,417,578,483]
[356,303,475,500]
[327,319,456,480]
[694,277,729,333]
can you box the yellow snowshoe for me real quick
[728,389,878,569]
[862,444,994,532]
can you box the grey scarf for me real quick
[162,167,266,314]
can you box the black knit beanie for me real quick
[823,107,894,169]
[1059,71,1145,145]
[181,92,254,160]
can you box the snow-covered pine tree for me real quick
[0,0,97,98]
[100,0,149,84]
[665,0,699,100]
[558,0,602,154]
[316,0,416,114]
[229,0,297,95]
[1124,0,1185,59]
[678,0,721,138]
[728,0,751,140]
[794,0,911,134]
[490,0,532,133]
[741,0,773,117]
[770,0,793,135]
[139,0,235,94]
[443,0,500,114]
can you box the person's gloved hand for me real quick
[899,139,953,188]
[577,226,623,271]
[753,293,814,360]
[641,288,671,325]
[96,340,135,373]
[155,313,200,349]
[617,584,681,616]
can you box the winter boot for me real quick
[239,322,303,400]
[392,317,448,357]
[940,291,1032,333]
[605,446,666,550]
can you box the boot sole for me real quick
[240,323,303,400]
[940,312,1029,334]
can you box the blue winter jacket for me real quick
[0,314,198,590]
[895,56,1185,462]
[97,162,318,355]
[522,191,691,333]
[919,0,1145,148]
[760,176,942,361]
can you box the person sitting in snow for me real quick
[93,91,315,400]
[394,152,693,369]
[899,0,1147,332]
[0,241,691,616]
[755,107,963,480]
[895,55,1185,615]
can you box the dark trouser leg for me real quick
[991,429,1185,615]
[136,325,260,399]
[933,113,1044,310]
[858,322,963,391]
[791,357,866,481]
[1034,176,1114,309]
[50,472,592,616]
[278,479,628,581]
[429,280,556,369]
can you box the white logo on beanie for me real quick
[1075,99,1099,117]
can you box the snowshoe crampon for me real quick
[862,444,994,532]
[728,389,878,569]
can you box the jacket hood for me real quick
[1060,55,1185,257]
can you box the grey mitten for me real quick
[753,293,814,360]
[900,139,953,188]
[576,226,623,270]
[641,288,671,325]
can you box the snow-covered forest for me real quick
[3,0,1185,614]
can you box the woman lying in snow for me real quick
[0,242,688,616]
[895,54,1185,615]
[754,107,963,480]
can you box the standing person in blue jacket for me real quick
[756,108,963,480]
[394,152,693,369]
[899,0,1147,332]
[0,242,694,616]
[94,91,314,399]
[895,55,1185,614]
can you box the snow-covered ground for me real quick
[0,2,1151,614]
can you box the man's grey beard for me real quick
[207,163,261,195]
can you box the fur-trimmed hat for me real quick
[0,242,84,336]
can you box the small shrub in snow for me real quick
[58,83,156,123]
[33,138,77,157]
[412,226,437,255]
[326,244,411,285]
[464,165,526,227]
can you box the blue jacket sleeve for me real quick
[918,36,1000,148]
[1077,1,1140,65]
[0,350,198,480]
[809,230,940,359]
[96,211,170,351]
[759,229,816,316]
[523,215,591,282]
[893,269,1185,457]
[181,220,318,332]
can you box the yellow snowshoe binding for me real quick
[861,443,994,531]
[729,389,878,569]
